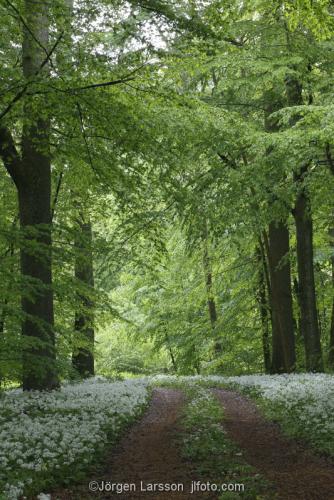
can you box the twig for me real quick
[0,32,63,121]
[51,170,64,222]
[76,103,98,178]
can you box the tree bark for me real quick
[165,331,177,372]
[293,277,303,342]
[328,228,334,369]
[18,157,58,389]
[285,74,323,371]
[202,221,221,354]
[325,145,334,369]
[0,1,59,390]
[21,0,59,390]
[293,176,323,371]
[267,221,296,373]
[263,95,296,373]
[256,245,271,373]
[72,217,95,377]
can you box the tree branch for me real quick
[51,170,64,222]
[131,0,247,45]
[26,63,148,96]
[76,103,99,178]
[68,76,137,92]
[0,32,63,121]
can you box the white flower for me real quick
[1,378,149,499]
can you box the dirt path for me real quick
[214,389,334,500]
[53,388,215,500]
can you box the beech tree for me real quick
[0,0,58,390]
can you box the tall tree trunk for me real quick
[256,245,271,373]
[21,0,58,390]
[328,228,334,369]
[18,164,57,389]
[263,95,295,373]
[0,1,59,390]
[293,182,323,371]
[202,221,221,354]
[324,149,334,370]
[293,277,302,340]
[285,74,323,372]
[72,217,95,377]
[267,221,296,373]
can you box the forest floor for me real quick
[214,389,334,500]
[52,388,212,500]
[51,387,334,500]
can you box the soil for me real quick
[214,389,334,500]
[50,387,334,500]
[52,388,215,500]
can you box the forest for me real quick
[2,0,334,499]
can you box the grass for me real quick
[156,379,272,499]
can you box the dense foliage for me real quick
[1,0,334,387]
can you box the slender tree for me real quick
[286,74,323,371]
[256,245,271,373]
[264,96,296,373]
[202,221,221,354]
[266,221,296,372]
[324,148,334,369]
[72,214,95,377]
